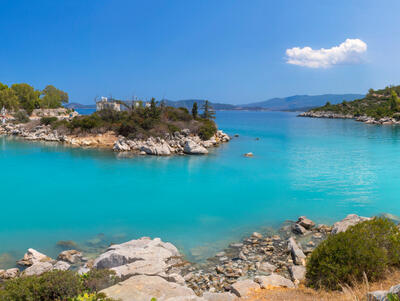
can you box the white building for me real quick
[96,97,121,112]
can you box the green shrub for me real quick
[306,218,400,290]
[167,124,180,133]
[0,270,82,301]
[81,269,120,293]
[14,110,30,123]
[40,116,58,126]
[198,119,217,140]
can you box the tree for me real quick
[390,90,400,111]
[192,102,198,119]
[0,88,19,110]
[11,83,40,113]
[40,85,69,109]
[201,100,215,120]
[149,97,160,119]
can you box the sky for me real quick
[1,0,400,105]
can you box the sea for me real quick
[1,111,400,268]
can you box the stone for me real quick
[366,290,388,301]
[0,268,20,279]
[113,139,131,152]
[389,284,400,294]
[202,292,238,301]
[93,237,181,278]
[53,261,71,271]
[230,279,260,297]
[292,223,308,235]
[22,261,53,276]
[297,216,315,229]
[100,275,196,301]
[244,152,253,157]
[289,265,306,283]
[17,248,52,266]
[287,237,306,266]
[184,140,208,155]
[254,274,295,289]
[58,249,82,264]
[258,262,276,274]
[251,232,263,239]
[141,141,172,156]
[332,214,371,234]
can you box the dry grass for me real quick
[243,268,400,301]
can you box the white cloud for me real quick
[285,38,367,68]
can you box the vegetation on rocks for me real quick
[58,99,217,141]
[0,82,68,114]
[309,85,400,120]
[306,218,400,290]
[0,270,118,301]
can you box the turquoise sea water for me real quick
[2,111,400,268]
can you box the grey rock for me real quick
[366,290,388,301]
[297,216,315,229]
[230,279,260,297]
[292,223,309,235]
[17,248,52,266]
[100,275,196,301]
[22,261,53,276]
[53,261,71,271]
[202,292,238,301]
[0,268,20,279]
[58,249,82,264]
[254,274,295,289]
[332,214,371,234]
[258,262,276,274]
[287,237,306,265]
[289,265,306,283]
[184,140,208,155]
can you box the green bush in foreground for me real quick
[40,116,58,126]
[0,270,119,301]
[306,218,400,290]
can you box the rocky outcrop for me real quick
[332,214,371,234]
[100,275,199,301]
[17,248,52,266]
[22,262,54,276]
[184,140,208,155]
[287,237,306,266]
[230,279,260,297]
[92,237,185,279]
[0,268,19,279]
[254,274,295,289]
[30,108,78,120]
[288,265,306,283]
[57,250,82,264]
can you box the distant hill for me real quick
[242,94,364,111]
[65,102,96,109]
[163,99,236,110]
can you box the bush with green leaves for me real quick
[80,269,120,293]
[306,218,400,290]
[14,110,30,123]
[40,116,58,126]
[198,119,217,140]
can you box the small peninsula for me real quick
[300,85,400,125]
[0,82,230,155]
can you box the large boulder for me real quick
[288,265,306,283]
[254,274,295,289]
[113,139,131,152]
[287,237,306,266]
[22,261,53,276]
[100,275,196,301]
[93,237,181,278]
[297,216,315,229]
[0,268,20,279]
[230,279,260,297]
[332,214,371,234]
[17,248,52,266]
[184,140,208,155]
[141,141,172,156]
[53,261,71,271]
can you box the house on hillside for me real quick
[96,97,121,112]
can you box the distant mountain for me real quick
[65,102,96,109]
[163,99,236,110]
[242,94,364,111]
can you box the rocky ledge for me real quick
[299,111,400,125]
[0,213,381,301]
[0,123,230,156]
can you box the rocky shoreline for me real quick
[299,111,400,125]
[0,213,387,300]
[0,122,231,156]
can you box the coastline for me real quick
[299,110,400,125]
[0,122,231,156]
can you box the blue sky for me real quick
[1,0,399,104]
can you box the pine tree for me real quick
[390,90,399,111]
[201,100,215,120]
[192,102,198,119]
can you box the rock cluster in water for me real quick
[0,214,377,300]
[0,122,230,156]
[299,111,400,125]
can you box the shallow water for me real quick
[1,111,400,268]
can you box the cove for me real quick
[1,111,400,268]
